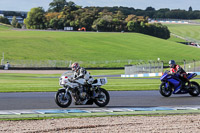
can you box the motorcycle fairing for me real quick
[187,73,197,80]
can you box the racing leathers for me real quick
[72,67,94,103]
[72,67,93,84]
[170,64,189,86]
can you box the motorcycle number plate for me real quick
[100,79,106,84]
[59,78,63,85]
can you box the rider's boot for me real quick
[91,89,96,99]
[74,100,81,105]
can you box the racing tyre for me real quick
[160,82,172,97]
[55,89,72,108]
[189,81,200,97]
[94,88,110,107]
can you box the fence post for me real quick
[193,59,196,72]
[161,61,164,73]
[183,59,186,70]
[153,61,155,72]
[149,61,151,73]
[157,61,159,72]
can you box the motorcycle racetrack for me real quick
[1,91,200,110]
[1,70,200,132]
[0,70,200,110]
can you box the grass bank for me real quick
[1,25,200,67]
[165,24,200,41]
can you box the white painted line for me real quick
[10,110,39,115]
[0,111,14,115]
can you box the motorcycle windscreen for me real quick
[160,73,168,81]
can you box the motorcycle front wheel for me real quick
[94,88,110,107]
[55,89,72,108]
[160,82,172,97]
[188,81,200,97]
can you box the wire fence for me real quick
[125,60,200,75]
[3,60,71,68]
[1,59,200,73]
[1,59,141,68]
[125,61,164,75]
[183,60,200,72]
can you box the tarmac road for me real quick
[0,91,200,110]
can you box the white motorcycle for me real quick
[55,71,110,108]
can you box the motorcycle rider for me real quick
[169,60,190,88]
[71,62,94,103]
[71,62,93,83]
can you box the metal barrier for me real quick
[1,59,200,72]
[125,60,200,75]
[125,61,163,75]
[184,60,200,72]
[1,59,141,68]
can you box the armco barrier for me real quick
[121,72,200,78]
[121,72,163,77]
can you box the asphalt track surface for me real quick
[0,91,200,110]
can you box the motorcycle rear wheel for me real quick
[160,82,172,97]
[55,89,72,108]
[94,88,110,107]
[188,81,200,97]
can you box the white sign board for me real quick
[64,27,73,31]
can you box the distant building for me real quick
[6,16,24,24]
[0,10,27,24]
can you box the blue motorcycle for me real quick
[160,70,200,97]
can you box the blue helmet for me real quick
[169,60,176,68]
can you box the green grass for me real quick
[1,71,200,92]
[88,69,124,75]
[165,24,200,42]
[2,110,200,121]
[1,25,200,67]
[0,72,159,92]
[0,23,12,30]
[191,19,200,23]
[0,73,59,92]
[167,35,187,43]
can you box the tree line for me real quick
[13,1,200,39]
[22,0,171,39]
[91,6,200,20]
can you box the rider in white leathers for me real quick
[71,62,94,104]
[71,62,93,84]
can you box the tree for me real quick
[92,15,113,31]
[11,16,18,27]
[0,16,10,24]
[189,6,193,12]
[24,7,46,29]
[48,0,68,12]
[16,23,22,28]
[125,14,137,22]
[145,7,155,11]
[127,21,135,31]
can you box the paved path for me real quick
[0,91,200,110]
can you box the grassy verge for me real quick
[0,73,159,92]
[0,70,200,92]
[1,110,200,121]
